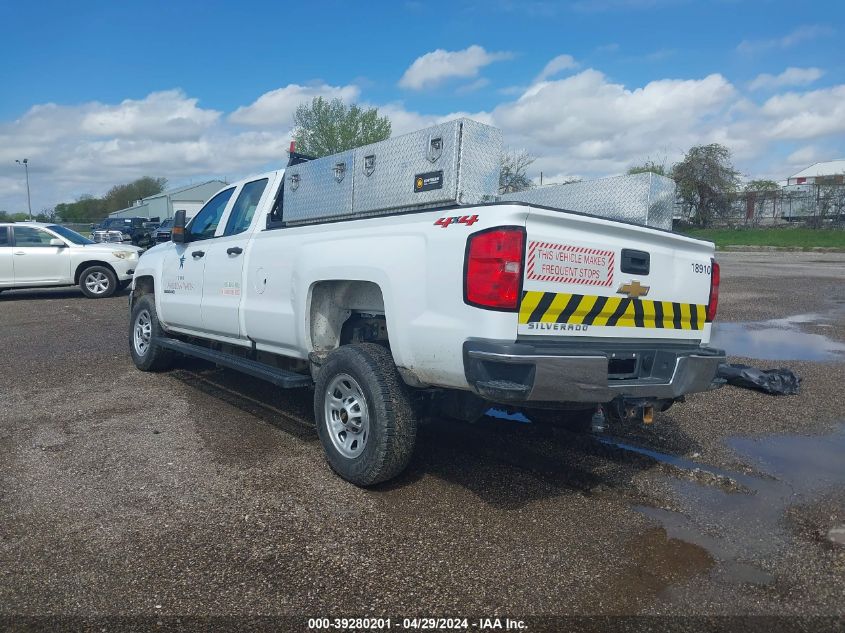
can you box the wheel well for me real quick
[132,275,155,302]
[74,260,118,284]
[309,280,387,352]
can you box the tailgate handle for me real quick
[621,249,650,275]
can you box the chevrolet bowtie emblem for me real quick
[617,280,650,298]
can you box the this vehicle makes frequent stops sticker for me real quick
[526,240,615,287]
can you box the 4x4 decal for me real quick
[434,214,479,228]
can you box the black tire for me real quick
[314,343,417,487]
[527,407,595,433]
[79,265,117,299]
[117,279,131,292]
[129,294,176,371]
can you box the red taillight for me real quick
[464,227,525,310]
[706,258,720,322]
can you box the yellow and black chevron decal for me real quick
[519,291,706,330]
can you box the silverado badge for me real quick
[617,280,650,298]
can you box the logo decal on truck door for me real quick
[527,241,614,287]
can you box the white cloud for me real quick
[492,70,735,166]
[749,67,823,91]
[534,54,579,82]
[787,145,826,166]
[398,45,512,90]
[759,85,845,140]
[230,83,360,126]
[738,25,834,53]
[3,66,845,215]
[79,90,220,140]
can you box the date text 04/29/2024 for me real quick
[307,616,527,630]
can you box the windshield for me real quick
[159,218,173,229]
[47,224,94,245]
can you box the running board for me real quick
[156,338,313,388]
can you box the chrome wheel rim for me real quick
[324,373,370,459]
[85,271,110,294]
[133,309,152,357]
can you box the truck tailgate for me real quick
[518,208,715,342]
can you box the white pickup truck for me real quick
[128,154,724,486]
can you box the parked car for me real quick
[0,222,140,298]
[150,218,174,243]
[90,217,153,247]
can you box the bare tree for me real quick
[499,149,536,194]
[671,144,742,227]
[813,175,845,228]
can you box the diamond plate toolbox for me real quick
[499,172,676,231]
[283,118,502,224]
[281,150,355,224]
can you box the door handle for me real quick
[191,250,205,258]
[226,246,243,255]
[14,251,25,255]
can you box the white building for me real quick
[109,180,227,221]
[787,160,845,186]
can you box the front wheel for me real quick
[314,343,417,487]
[129,294,176,371]
[79,265,117,298]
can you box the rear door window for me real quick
[224,179,268,236]
[14,227,54,247]
[0,227,9,246]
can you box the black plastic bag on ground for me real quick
[717,363,801,395]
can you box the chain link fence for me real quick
[674,184,845,228]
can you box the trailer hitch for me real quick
[607,396,674,425]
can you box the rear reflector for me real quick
[706,258,720,322]
[464,227,525,311]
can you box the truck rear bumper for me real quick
[463,339,725,404]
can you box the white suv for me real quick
[0,222,141,298]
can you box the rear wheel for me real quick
[129,294,176,371]
[79,265,117,298]
[314,343,417,486]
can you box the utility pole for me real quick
[15,159,32,220]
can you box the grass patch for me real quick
[680,227,845,250]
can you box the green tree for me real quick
[292,97,392,157]
[671,144,742,227]
[55,195,107,223]
[744,179,779,192]
[103,176,167,213]
[53,176,167,223]
[627,159,666,176]
[499,149,536,194]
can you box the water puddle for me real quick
[626,424,845,587]
[485,408,530,423]
[711,313,845,360]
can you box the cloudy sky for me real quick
[1,0,843,213]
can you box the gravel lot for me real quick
[1,252,843,629]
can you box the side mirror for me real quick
[49,238,66,248]
[171,210,187,243]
